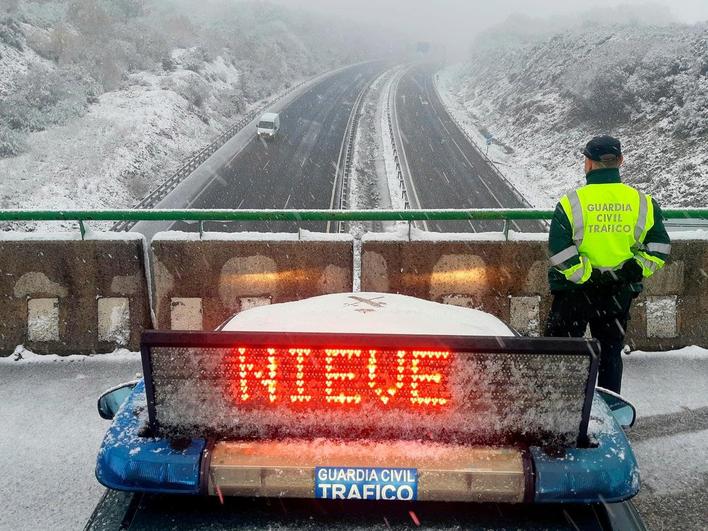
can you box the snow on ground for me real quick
[435,67,553,209]
[623,347,708,416]
[0,349,141,531]
[0,80,216,220]
[381,69,408,213]
[348,69,393,236]
[348,67,402,289]
[1,2,380,232]
[437,23,708,209]
[622,346,708,530]
[0,344,705,529]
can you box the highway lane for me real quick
[395,65,543,233]
[169,62,386,234]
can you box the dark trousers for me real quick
[545,287,635,393]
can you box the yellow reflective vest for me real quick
[548,168,670,288]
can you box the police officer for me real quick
[545,135,671,393]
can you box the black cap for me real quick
[582,135,622,162]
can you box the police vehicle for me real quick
[89,293,646,530]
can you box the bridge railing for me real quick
[2,208,707,354]
[1,208,707,239]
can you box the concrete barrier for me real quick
[361,229,708,350]
[151,232,353,331]
[0,233,151,355]
[2,228,702,354]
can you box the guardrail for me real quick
[2,209,706,240]
[3,208,706,223]
[111,79,310,232]
[335,74,374,233]
[385,69,411,210]
[431,72,531,209]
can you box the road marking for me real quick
[186,124,263,208]
[327,66,378,232]
[390,66,428,231]
[185,70,341,210]
[423,73,522,233]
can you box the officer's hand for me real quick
[622,259,644,283]
[589,269,621,286]
[589,270,608,285]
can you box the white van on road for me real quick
[257,112,280,139]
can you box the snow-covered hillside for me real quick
[439,21,708,208]
[0,1,389,224]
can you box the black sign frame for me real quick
[141,331,600,447]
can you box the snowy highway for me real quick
[1,349,705,530]
[166,62,387,234]
[393,65,544,233]
[134,62,548,237]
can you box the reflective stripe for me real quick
[566,256,592,284]
[568,191,584,245]
[549,246,579,266]
[568,267,586,283]
[636,254,659,273]
[647,242,671,254]
[634,192,649,242]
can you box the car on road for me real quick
[91,293,646,530]
[256,112,280,139]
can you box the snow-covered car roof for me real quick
[221,292,515,336]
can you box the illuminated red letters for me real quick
[235,347,277,403]
[228,347,451,410]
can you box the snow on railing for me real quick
[2,208,706,222]
[2,208,706,239]
[385,69,411,210]
[335,73,374,233]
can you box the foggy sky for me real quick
[272,0,708,52]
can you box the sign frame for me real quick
[141,331,599,447]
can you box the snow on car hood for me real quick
[222,292,514,336]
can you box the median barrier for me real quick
[150,232,353,331]
[0,233,151,355]
[360,229,708,350]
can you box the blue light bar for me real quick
[95,380,206,494]
[531,396,640,504]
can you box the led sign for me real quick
[143,332,598,446]
[228,347,451,409]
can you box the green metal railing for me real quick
[1,208,706,238]
[2,208,707,222]
[0,208,560,222]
